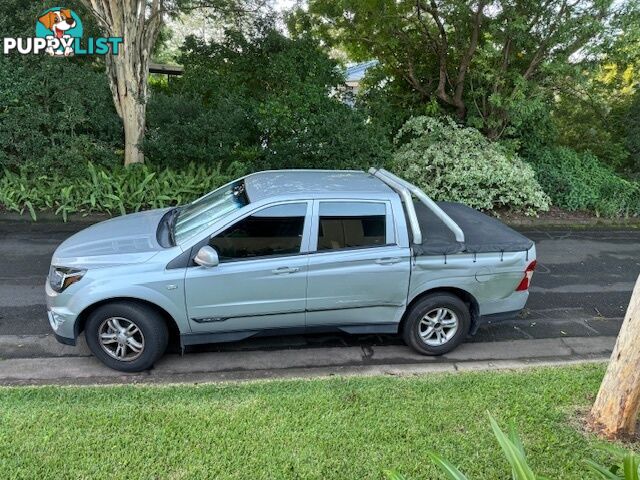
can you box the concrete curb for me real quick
[0,336,615,386]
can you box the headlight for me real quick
[49,266,86,292]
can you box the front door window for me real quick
[209,203,307,261]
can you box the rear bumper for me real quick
[471,309,523,335]
[471,290,529,334]
[479,309,523,324]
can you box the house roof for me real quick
[344,60,378,83]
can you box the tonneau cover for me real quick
[413,201,534,256]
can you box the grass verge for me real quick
[0,364,633,479]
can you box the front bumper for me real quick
[45,280,79,345]
[51,327,76,346]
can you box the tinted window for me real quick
[210,203,306,261]
[317,202,386,251]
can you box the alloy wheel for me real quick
[418,307,459,347]
[98,317,145,362]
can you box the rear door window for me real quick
[317,202,387,251]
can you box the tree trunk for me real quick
[106,48,150,166]
[587,274,640,439]
[122,98,146,166]
[81,0,163,166]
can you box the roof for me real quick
[344,60,378,83]
[244,170,393,202]
[149,63,184,75]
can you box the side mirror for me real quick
[194,245,219,268]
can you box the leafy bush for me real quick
[389,116,550,215]
[0,1,121,176]
[144,22,391,172]
[529,146,640,217]
[144,91,260,169]
[0,162,242,221]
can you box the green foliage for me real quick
[586,445,640,479]
[389,116,550,214]
[528,146,640,217]
[422,414,541,480]
[356,65,432,141]
[0,162,240,221]
[487,415,538,480]
[626,89,640,172]
[144,21,391,171]
[552,63,637,172]
[0,1,121,176]
[427,452,470,480]
[0,4,389,180]
[294,0,619,149]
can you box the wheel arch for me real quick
[74,297,181,346]
[400,287,480,334]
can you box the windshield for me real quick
[174,180,248,244]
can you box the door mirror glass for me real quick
[194,245,219,268]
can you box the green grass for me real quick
[0,364,633,479]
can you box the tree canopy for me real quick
[291,0,626,143]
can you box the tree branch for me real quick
[454,0,485,104]
[422,0,454,108]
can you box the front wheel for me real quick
[85,302,169,372]
[402,293,470,355]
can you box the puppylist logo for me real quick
[2,7,123,56]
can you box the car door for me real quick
[185,201,311,334]
[305,200,411,329]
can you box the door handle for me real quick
[375,257,401,265]
[271,266,300,275]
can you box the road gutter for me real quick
[0,336,615,386]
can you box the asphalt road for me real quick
[1,222,637,353]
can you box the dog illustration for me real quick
[38,8,76,56]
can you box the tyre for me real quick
[402,293,471,355]
[85,301,169,372]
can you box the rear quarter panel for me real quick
[409,245,536,316]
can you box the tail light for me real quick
[515,260,537,291]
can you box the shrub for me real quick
[0,1,121,176]
[144,91,260,169]
[529,146,640,217]
[143,22,391,172]
[0,162,243,221]
[389,116,550,215]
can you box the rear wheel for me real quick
[85,302,168,372]
[402,293,470,355]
